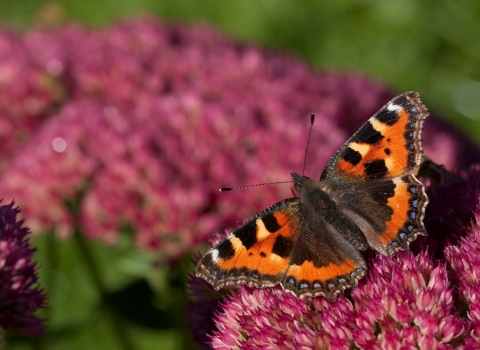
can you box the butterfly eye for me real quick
[291,172,311,193]
[294,182,302,192]
[291,172,302,192]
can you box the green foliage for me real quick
[6,232,198,349]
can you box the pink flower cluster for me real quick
[0,19,478,259]
[445,229,480,349]
[208,251,463,349]
[0,202,45,346]
[0,29,64,173]
[190,166,480,349]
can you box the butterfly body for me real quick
[196,92,429,299]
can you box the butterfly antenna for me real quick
[302,114,315,176]
[221,114,314,192]
[220,180,293,192]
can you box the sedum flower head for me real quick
[0,28,64,173]
[196,251,466,349]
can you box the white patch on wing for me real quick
[210,249,220,263]
[387,103,401,111]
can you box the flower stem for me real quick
[73,226,135,350]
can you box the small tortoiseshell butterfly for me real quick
[196,91,429,299]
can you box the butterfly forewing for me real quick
[321,92,428,182]
[196,198,301,290]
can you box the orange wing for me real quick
[320,92,429,256]
[196,198,301,290]
[196,197,367,299]
[321,91,429,182]
[282,237,366,299]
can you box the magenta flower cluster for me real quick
[0,202,45,346]
[0,29,65,173]
[445,229,480,349]
[0,19,478,260]
[190,166,480,349]
[208,250,460,349]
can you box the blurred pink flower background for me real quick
[0,19,478,261]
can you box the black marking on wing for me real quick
[376,108,400,126]
[368,180,396,205]
[272,235,294,258]
[217,239,235,260]
[364,159,388,179]
[262,214,282,233]
[234,223,257,250]
[354,122,384,144]
[342,147,362,165]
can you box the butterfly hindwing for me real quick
[282,217,367,298]
[331,175,428,256]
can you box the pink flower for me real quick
[0,28,64,173]
[193,251,466,349]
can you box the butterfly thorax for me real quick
[291,172,336,213]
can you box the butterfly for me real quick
[196,91,429,299]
